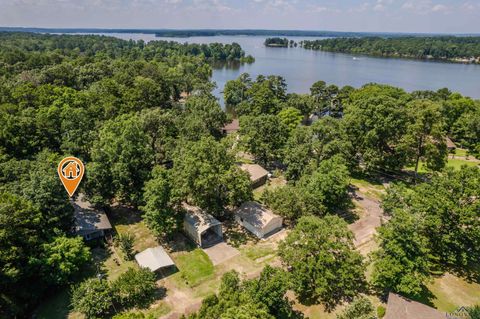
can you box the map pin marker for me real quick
[58,156,85,197]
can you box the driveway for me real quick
[348,191,384,255]
[202,242,240,266]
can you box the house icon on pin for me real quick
[62,161,79,179]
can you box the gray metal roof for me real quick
[72,194,112,232]
[135,246,175,271]
[235,201,281,229]
[183,203,221,234]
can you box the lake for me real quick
[90,33,480,100]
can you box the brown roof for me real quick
[446,137,457,149]
[240,164,268,183]
[222,119,240,133]
[235,201,282,229]
[384,293,444,319]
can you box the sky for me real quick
[0,0,479,33]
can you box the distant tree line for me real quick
[301,36,480,62]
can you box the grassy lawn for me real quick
[406,157,478,174]
[350,177,386,200]
[253,176,287,201]
[172,249,215,288]
[426,273,480,312]
[240,244,276,261]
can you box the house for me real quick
[446,136,457,152]
[135,246,175,272]
[235,201,283,238]
[384,292,444,319]
[72,194,112,241]
[63,161,79,179]
[183,204,223,248]
[240,163,269,188]
[222,118,240,135]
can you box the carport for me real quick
[183,204,223,248]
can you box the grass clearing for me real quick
[240,244,276,261]
[407,157,478,173]
[172,249,215,288]
[427,273,480,312]
[253,176,287,201]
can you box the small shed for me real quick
[240,163,269,188]
[222,118,240,135]
[384,292,444,319]
[446,136,457,151]
[183,204,223,248]
[135,246,175,272]
[235,202,283,238]
[72,194,112,241]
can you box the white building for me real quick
[235,202,283,238]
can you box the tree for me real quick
[87,113,154,207]
[224,73,251,107]
[240,115,288,166]
[343,84,410,171]
[278,215,365,309]
[399,100,447,176]
[172,136,252,215]
[277,107,303,134]
[115,233,135,261]
[181,94,228,140]
[298,156,351,215]
[283,117,354,182]
[336,296,375,319]
[188,268,302,319]
[141,166,180,238]
[71,278,113,318]
[111,267,157,309]
[371,209,432,297]
[39,236,91,285]
[283,93,314,117]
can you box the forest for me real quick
[0,32,479,318]
[301,36,480,62]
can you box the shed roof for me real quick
[384,293,444,319]
[135,246,175,272]
[183,203,222,234]
[240,164,268,183]
[446,136,457,149]
[235,201,281,229]
[223,119,240,133]
[72,194,112,232]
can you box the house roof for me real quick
[240,164,268,183]
[384,293,444,319]
[183,203,221,234]
[223,119,240,132]
[235,201,281,229]
[72,194,112,232]
[135,246,175,272]
[446,136,457,149]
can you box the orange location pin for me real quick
[58,156,85,197]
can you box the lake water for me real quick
[90,33,480,100]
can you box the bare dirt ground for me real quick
[349,190,385,255]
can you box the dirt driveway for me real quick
[202,242,240,266]
[349,191,385,255]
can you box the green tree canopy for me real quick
[278,215,365,309]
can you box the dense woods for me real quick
[0,32,479,318]
[301,36,480,63]
[264,37,293,47]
